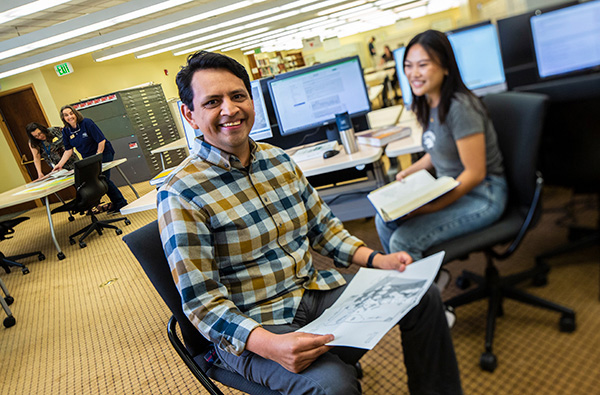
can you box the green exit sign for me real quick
[54,62,73,76]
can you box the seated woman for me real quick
[375,30,508,264]
[26,122,76,180]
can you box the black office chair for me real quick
[52,154,130,248]
[0,217,45,275]
[423,92,576,372]
[123,220,278,395]
[0,276,16,328]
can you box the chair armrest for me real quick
[492,171,544,260]
[167,316,224,395]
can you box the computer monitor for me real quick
[496,1,578,89]
[392,46,413,107]
[267,56,371,137]
[530,1,600,79]
[446,22,507,96]
[177,100,201,151]
[178,79,274,150]
[249,78,274,141]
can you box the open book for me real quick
[368,169,459,222]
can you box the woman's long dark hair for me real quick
[26,122,52,150]
[404,30,480,129]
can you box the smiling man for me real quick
[157,51,462,394]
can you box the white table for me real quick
[385,110,423,157]
[150,138,188,170]
[0,159,136,260]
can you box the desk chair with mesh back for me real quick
[423,92,576,372]
[52,154,130,248]
[123,220,278,395]
[0,217,45,275]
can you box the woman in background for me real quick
[26,122,75,180]
[375,30,507,262]
[54,105,127,214]
[380,45,394,65]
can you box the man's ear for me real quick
[181,103,199,129]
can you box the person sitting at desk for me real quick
[157,50,462,394]
[375,30,507,263]
[379,45,394,66]
[26,122,76,180]
[53,105,128,214]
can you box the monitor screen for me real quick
[178,79,273,150]
[446,22,507,95]
[392,46,413,107]
[530,1,600,79]
[177,100,202,151]
[249,79,274,141]
[267,56,371,136]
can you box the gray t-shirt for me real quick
[421,94,504,179]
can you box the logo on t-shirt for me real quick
[422,130,436,150]
[82,132,88,138]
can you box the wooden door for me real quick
[0,86,74,215]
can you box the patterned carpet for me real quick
[0,182,598,394]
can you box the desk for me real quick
[150,138,188,170]
[0,159,137,260]
[385,110,423,157]
[120,145,386,222]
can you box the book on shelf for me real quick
[356,125,412,147]
[291,141,340,162]
[367,169,460,222]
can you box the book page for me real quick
[297,251,445,349]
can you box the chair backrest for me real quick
[482,92,548,210]
[122,220,211,357]
[73,153,108,211]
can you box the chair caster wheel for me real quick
[69,238,76,245]
[559,313,576,332]
[5,296,14,305]
[57,252,66,260]
[480,352,497,372]
[354,362,363,379]
[21,268,30,275]
[38,253,45,261]
[124,219,131,226]
[68,216,75,222]
[115,229,123,235]
[532,273,547,287]
[79,242,87,248]
[456,276,470,290]
[3,316,15,328]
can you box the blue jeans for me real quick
[215,277,462,395]
[376,175,508,260]
[100,151,128,209]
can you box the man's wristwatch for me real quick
[367,251,383,268]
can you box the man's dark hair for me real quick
[176,51,252,111]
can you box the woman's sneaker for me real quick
[445,305,456,329]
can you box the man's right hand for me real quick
[246,327,334,373]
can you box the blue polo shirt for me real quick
[62,118,114,158]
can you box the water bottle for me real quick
[335,111,359,154]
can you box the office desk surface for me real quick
[385,111,423,157]
[291,144,383,178]
[150,137,188,155]
[0,158,133,260]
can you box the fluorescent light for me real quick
[0,0,72,25]
[94,1,256,61]
[317,0,367,16]
[300,0,351,13]
[0,0,192,61]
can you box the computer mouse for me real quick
[323,149,340,159]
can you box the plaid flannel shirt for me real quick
[157,138,364,356]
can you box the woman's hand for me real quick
[51,164,63,172]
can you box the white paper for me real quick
[297,251,445,349]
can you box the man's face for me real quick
[182,68,255,155]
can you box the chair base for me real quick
[69,212,131,248]
[1,250,44,275]
[447,254,576,372]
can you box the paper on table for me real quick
[297,251,445,349]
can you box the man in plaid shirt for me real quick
[157,51,462,394]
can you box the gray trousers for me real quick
[216,277,462,394]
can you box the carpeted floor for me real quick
[0,182,598,394]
